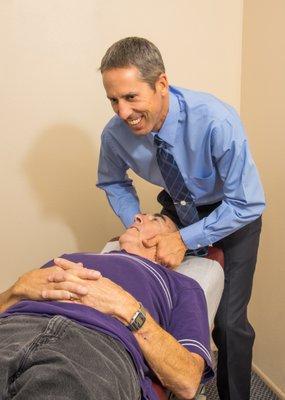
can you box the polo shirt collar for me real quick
[151,89,180,147]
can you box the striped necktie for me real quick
[154,135,208,256]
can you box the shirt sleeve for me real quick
[180,117,265,249]
[168,286,214,383]
[97,130,141,228]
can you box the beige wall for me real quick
[1,0,284,396]
[0,0,243,289]
[241,0,285,396]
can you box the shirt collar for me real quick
[151,88,180,147]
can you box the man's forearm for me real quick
[116,300,204,399]
[0,286,19,313]
[135,313,203,399]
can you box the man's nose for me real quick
[116,101,132,120]
[134,214,144,224]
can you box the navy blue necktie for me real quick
[154,135,208,256]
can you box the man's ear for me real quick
[156,73,169,95]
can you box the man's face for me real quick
[102,67,169,136]
[119,213,177,247]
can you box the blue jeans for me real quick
[0,315,141,399]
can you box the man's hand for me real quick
[47,258,139,323]
[143,231,187,269]
[12,261,101,303]
[42,258,101,300]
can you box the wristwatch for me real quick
[127,302,146,332]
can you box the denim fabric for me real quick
[0,315,141,400]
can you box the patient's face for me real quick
[119,213,177,248]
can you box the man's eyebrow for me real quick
[153,213,166,222]
[107,92,137,100]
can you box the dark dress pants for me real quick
[158,190,262,400]
[212,216,262,400]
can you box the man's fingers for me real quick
[42,289,79,300]
[75,269,101,280]
[156,254,180,269]
[54,258,83,270]
[48,271,66,282]
[48,268,101,283]
[53,281,89,295]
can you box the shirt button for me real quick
[180,200,187,206]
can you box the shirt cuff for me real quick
[179,220,210,250]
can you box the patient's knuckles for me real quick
[49,271,66,283]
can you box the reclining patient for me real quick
[0,213,213,400]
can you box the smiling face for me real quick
[102,67,169,135]
[119,213,177,257]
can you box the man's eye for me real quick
[126,95,136,101]
[110,98,117,104]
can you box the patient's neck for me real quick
[120,243,156,262]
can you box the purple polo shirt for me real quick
[1,251,214,399]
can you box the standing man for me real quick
[97,37,265,400]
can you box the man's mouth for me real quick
[129,226,140,232]
[127,116,143,127]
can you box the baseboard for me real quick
[252,363,285,400]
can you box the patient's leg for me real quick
[0,315,141,399]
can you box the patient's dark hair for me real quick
[99,37,165,90]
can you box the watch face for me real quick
[129,306,146,331]
[134,312,146,329]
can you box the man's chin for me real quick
[125,120,152,136]
[129,128,150,136]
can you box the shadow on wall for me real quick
[23,124,116,252]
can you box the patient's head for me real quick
[119,213,177,261]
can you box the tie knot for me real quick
[154,135,167,149]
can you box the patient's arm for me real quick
[0,267,62,313]
[49,258,205,399]
[0,264,101,313]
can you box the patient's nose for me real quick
[134,214,145,224]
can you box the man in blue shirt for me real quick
[97,37,265,400]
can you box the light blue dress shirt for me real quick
[97,86,265,250]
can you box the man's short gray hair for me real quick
[100,37,165,90]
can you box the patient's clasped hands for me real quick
[11,259,98,305]
[47,258,138,323]
[11,257,139,325]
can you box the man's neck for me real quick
[120,243,156,263]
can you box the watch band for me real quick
[127,302,146,332]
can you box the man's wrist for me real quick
[127,302,146,331]
[115,294,141,325]
[176,230,188,251]
[0,286,20,313]
[11,279,25,301]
